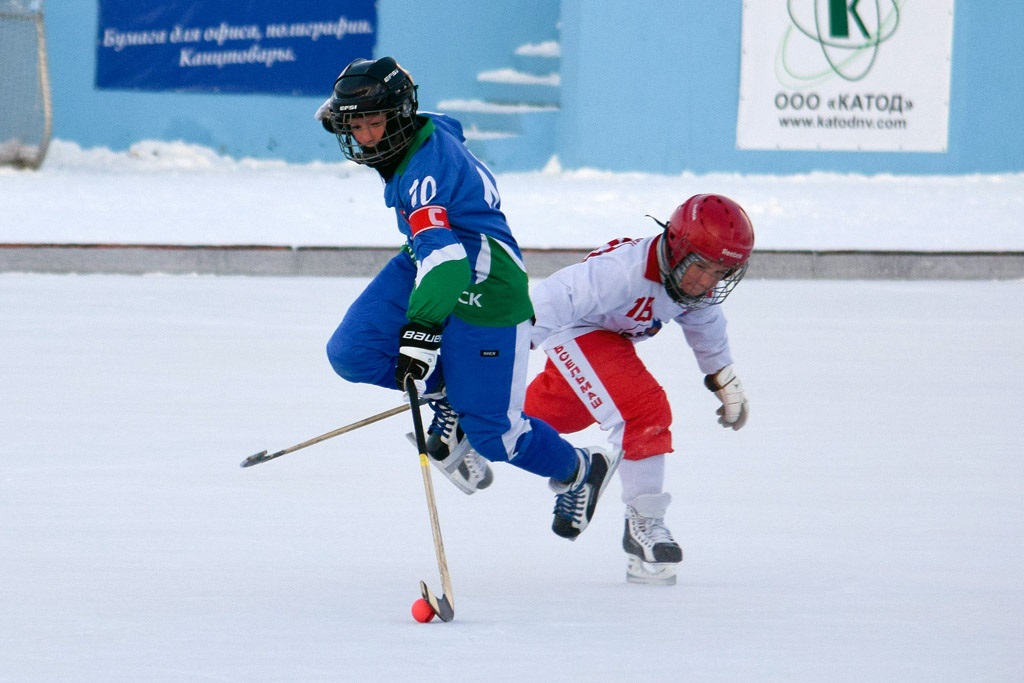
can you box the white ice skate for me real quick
[408,395,493,495]
[623,492,683,585]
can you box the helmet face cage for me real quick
[656,193,755,309]
[328,58,418,168]
[660,245,748,309]
[332,105,418,167]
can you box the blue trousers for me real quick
[326,252,577,480]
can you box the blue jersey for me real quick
[382,113,533,328]
[326,112,579,480]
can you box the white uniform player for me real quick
[526,194,754,584]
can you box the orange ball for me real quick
[411,597,435,623]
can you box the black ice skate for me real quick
[550,446,622,540]
[623,492,683,585]
[408,396,493,495]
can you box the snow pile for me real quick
[1,139,1022,251]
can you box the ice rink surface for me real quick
[2,273,1021,682]
[2,140,1021,680]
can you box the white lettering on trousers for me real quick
[552,345,603,409]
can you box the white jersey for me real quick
[530,235,733,375]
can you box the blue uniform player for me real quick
[316,56,621,540]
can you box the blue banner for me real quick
[95,0,376,97]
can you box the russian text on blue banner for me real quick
[96,0,376,97]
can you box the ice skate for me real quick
[408,395,493,495]
[623,492,682,585]
[550,447,622,540]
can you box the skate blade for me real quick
[626,558,678,586]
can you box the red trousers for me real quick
[525,330,673,461]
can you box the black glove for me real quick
[395,321,443,391]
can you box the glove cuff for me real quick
[401,321,443,346]
[704,364,736,392]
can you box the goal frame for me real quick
[0,0,52,170]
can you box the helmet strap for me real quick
[645,214,669,230]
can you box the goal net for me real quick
[0,0,51,169]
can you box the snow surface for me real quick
[476,68,561,86]
[3,140,1022,251]
[515,40,561,58]
[436,99,560,114]
[1,141,1022,681]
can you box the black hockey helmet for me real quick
[327,56,419,169]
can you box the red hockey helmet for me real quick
[657,194,755,308]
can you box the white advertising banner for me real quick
[736,1,955,152]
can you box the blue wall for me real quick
[44,1,558,162]
[556,0,1024,174]
[42,1,1024,173]
[45,2,338,160]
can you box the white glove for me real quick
[704,364,749,430]
[401,377,428,405]
[315,97,337,134]
[314,96,332,122]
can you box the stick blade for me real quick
[239,450,270,468]
[420,580,454,622]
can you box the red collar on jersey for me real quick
[643,237,661,283]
